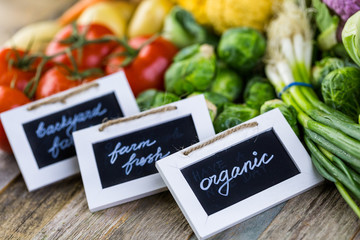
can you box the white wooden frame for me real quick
[73,95,215,212]
[156,109,323,240]
[1,71,139,191]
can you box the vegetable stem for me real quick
[304,136,360,200]
[335,182,360,218]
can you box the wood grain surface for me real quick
[0,0,359,239]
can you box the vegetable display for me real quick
[0,0,360,222]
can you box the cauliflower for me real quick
[175,0,278,33]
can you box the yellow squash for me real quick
[3,20,61,53]
[127,0,173,38]
[77,1,136,38]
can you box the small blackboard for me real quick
[1,71,139,191]
[181,129,300,215]
[24,93,123,169]
[73,95,215,212]
[93,115,198,188]
[156,109,323,240]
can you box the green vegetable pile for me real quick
[265,0,360,218]
[137,1,360,218]
[137,7,283,134]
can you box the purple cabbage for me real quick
[323,0,360,21]
[323,0,360,41]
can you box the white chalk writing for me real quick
[199,151,274,196]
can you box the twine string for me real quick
[27,82,99,111]
[98,105,178,132]
[183,122,258,156]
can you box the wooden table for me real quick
[0,1,359,239]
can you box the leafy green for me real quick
[321,67,360,121]
[342,11,360,67]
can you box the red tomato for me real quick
[46,23,116,70]
[105,36,178,97]
[35,66,102,99]
[0,48,42,91]
[0,86,31,152]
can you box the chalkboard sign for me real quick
[181,129,300,215]
[1,71,139,191]
[93,115,198,188]
[24,93,123,169]
[73,95,215,212]
[156,109,323,240]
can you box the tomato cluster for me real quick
[0,22,177,153]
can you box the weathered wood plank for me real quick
[0,175,82,240]
[188,203,285,240]
[0,152,19,192]
[258,182,360,240]
[34,190,193,240]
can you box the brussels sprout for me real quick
[217,27,266,73]
[321,67,360,121]
[213,103,259,133]
[162,6,217,48]
[202,92,229,109]
[152,92,181,108]
[188,92,229,121]
[136,89,158,111]
[211,63,243,101]
[136,89,180,111]
[243,77,276,111]
[260,99,300,136]
[165,44,216,96]
[312,57,348,89]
